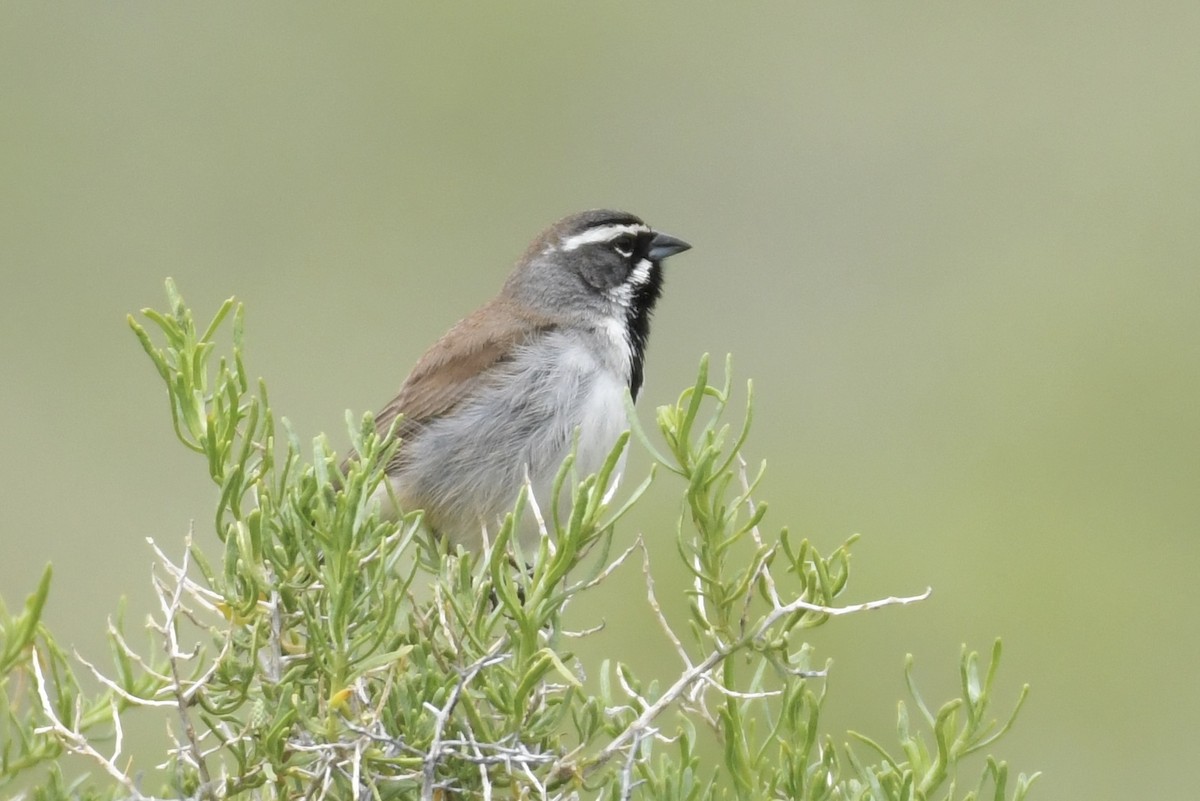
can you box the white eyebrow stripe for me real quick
[560,223,650,251]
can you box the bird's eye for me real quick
[611,234,636,258]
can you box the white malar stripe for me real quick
[560,223,650,252]
[606,258,653,308]
[627,258,653,287]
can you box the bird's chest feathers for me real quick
[570,356,630,473]
[519,328,631,473]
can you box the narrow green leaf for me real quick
[623,392,683,475]
[0,564,52,672]
[199,297,236,344]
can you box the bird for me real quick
[348,209,690,552]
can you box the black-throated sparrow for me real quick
[351,210,690,551]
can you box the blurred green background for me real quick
[3,3,1198,798]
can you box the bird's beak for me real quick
[647,231,691,261]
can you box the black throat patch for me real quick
[625,262,665,401]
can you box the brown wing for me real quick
[344,297,557,472]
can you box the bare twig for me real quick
[421,647,509,801]
[146,536,227,612]
[30,653,140,797]
[152,534,215,798]
[569,538,640,594]
[738,455,783,609]
[638,538,691,669]
[524,469,553,557]
[619,727,646,801]
[105,620,173,683]
[572,585,931,778]
[72,651,175,708]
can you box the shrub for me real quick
[0,282,1036,800]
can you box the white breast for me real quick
[571,362,630,481]
[384,325,634,552]
[526,332,630,521]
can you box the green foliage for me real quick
[0,281,1037,799]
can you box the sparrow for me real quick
[350,209,690,552]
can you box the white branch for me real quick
[421,648,508,801]
[570,537,640,594]
[31,653,140,796]
[73,651,176,708]
[582,585,931,771]
[153,534,215,797]
[638,538,691,669]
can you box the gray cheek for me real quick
[581,254,630,293]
